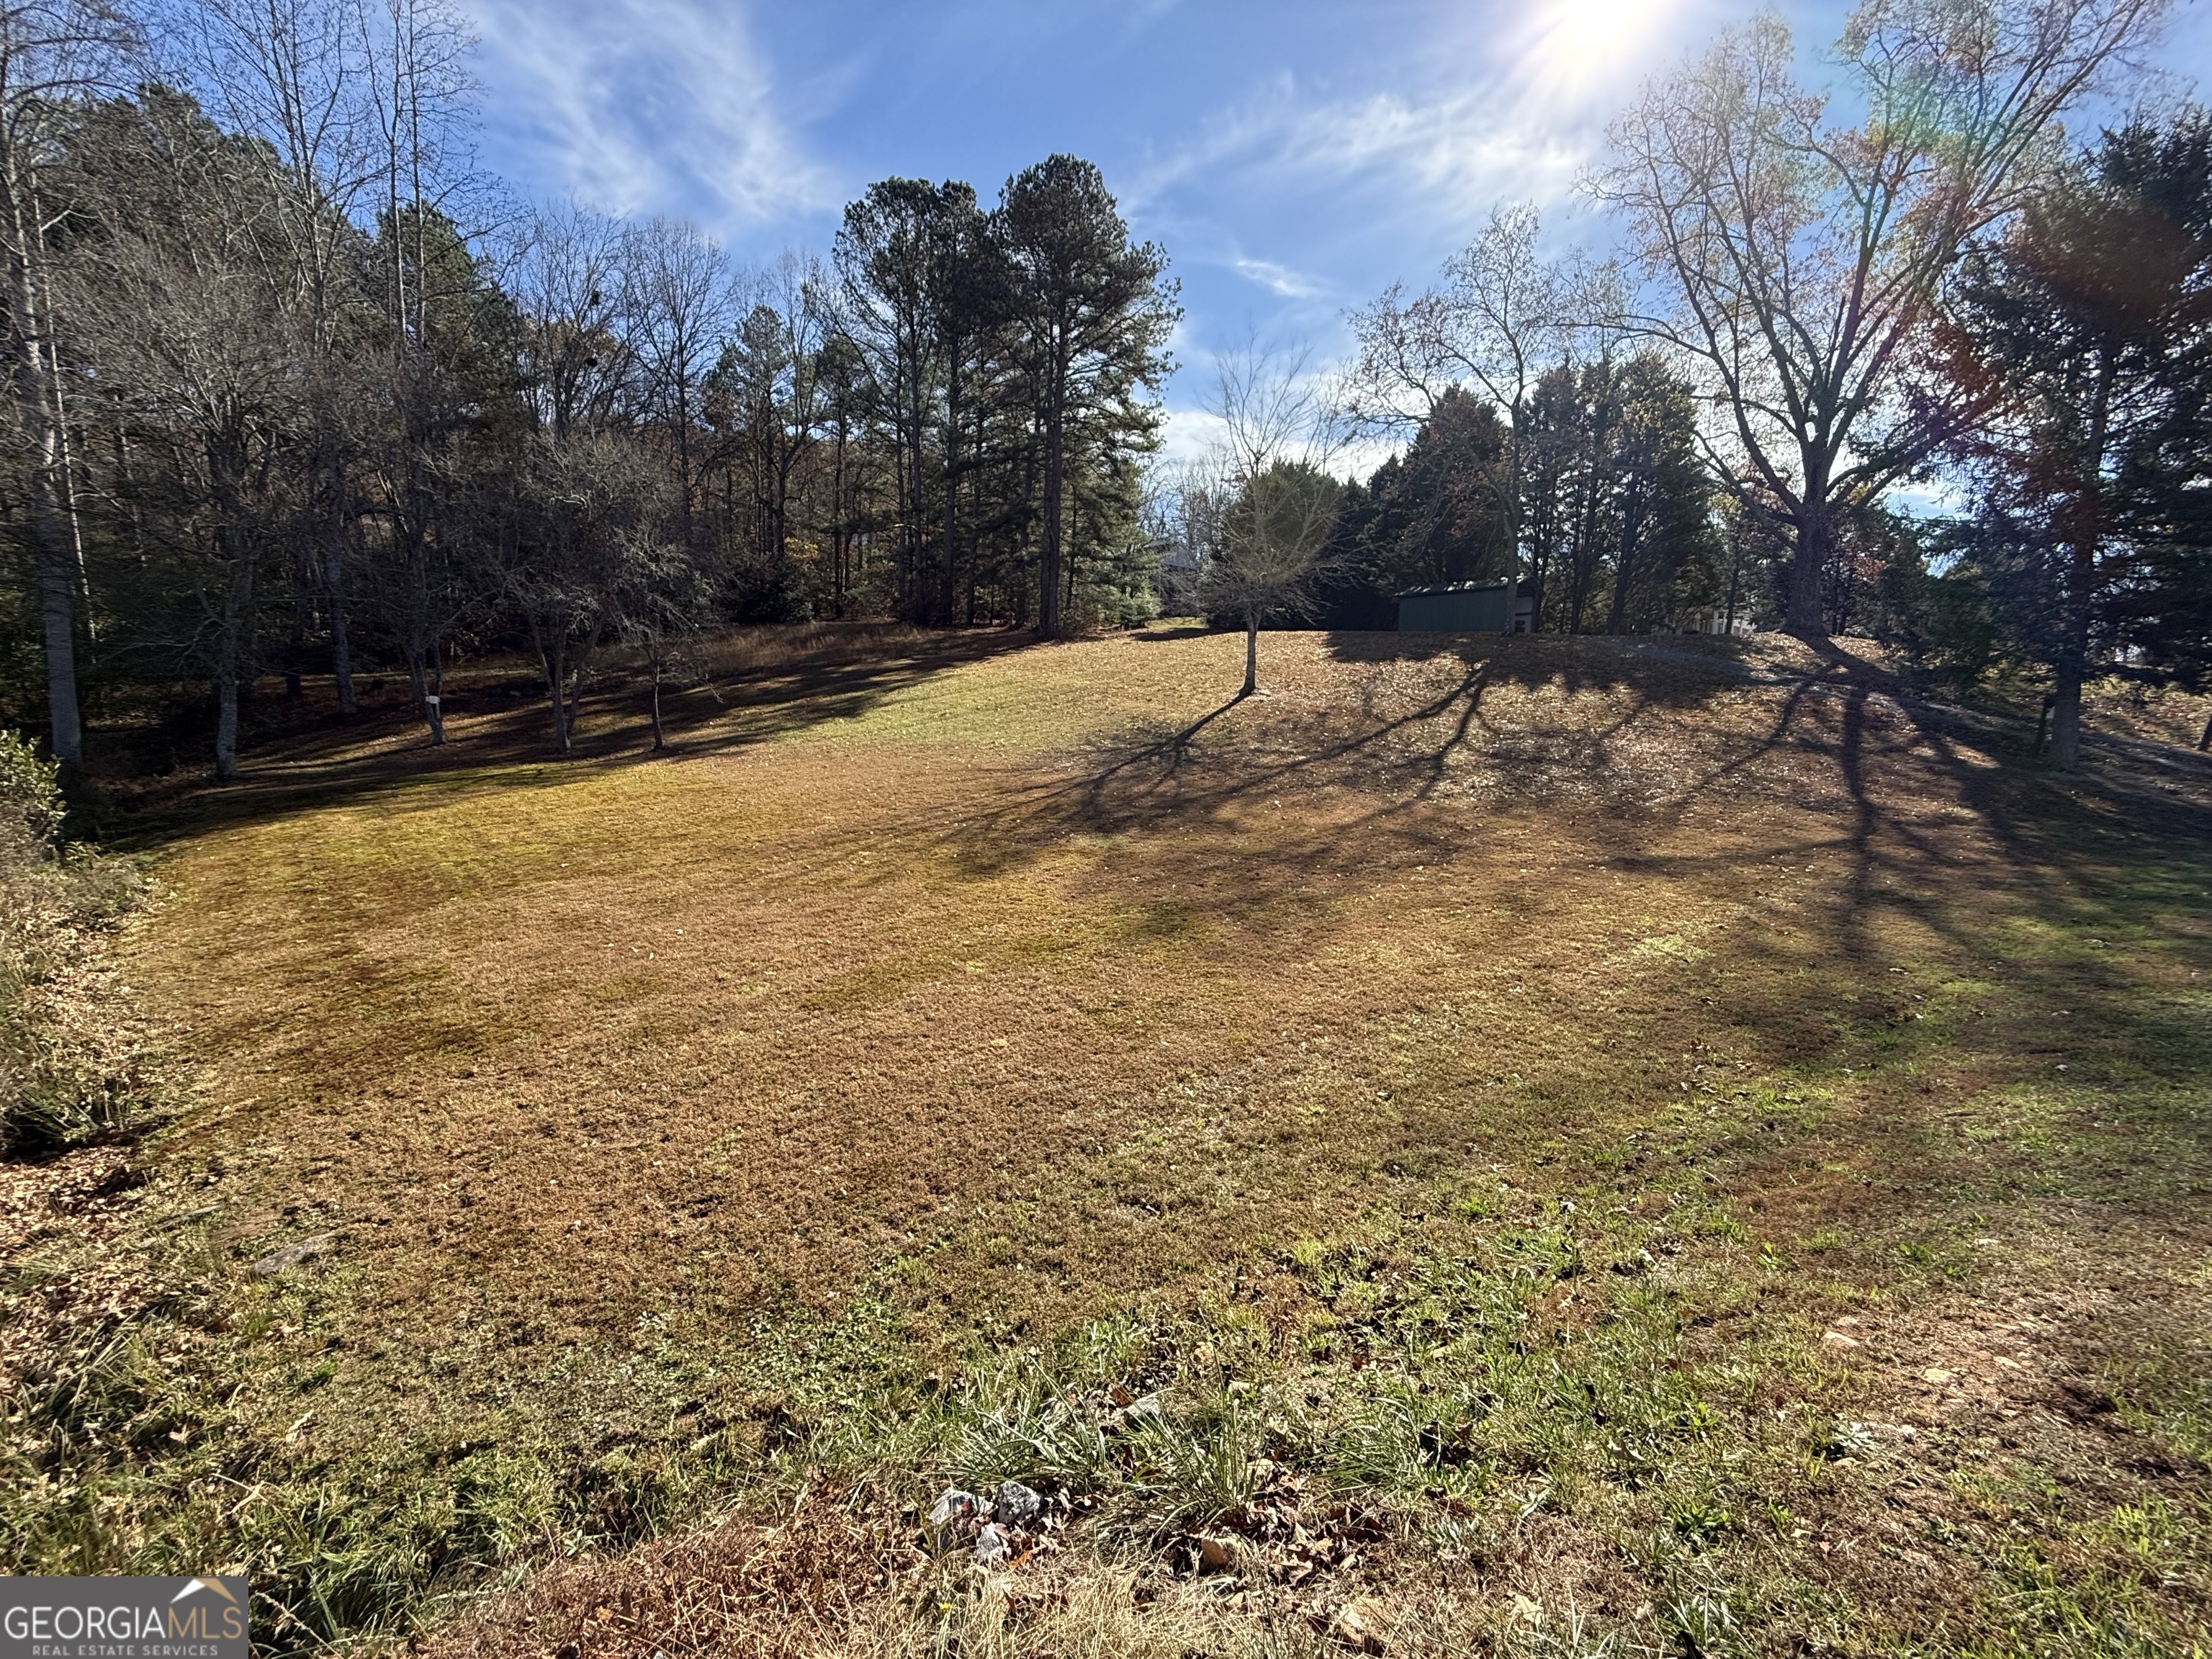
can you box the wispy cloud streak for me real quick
[464,0,831,227]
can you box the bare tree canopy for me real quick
[1197,338,1344,695]
[1593,0,2167,637]
[0,0,141,764]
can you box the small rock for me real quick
[1922,1366,1955,1385]
[1820,1329,1860,1349]
[927,1488,982,1532]
[993,1480,1043,1527]
[1114,1390,1164,1429]
[1195,1534,1236,1574]
[1832,1420,1879,1456]
[973,1522,1014,1567]
[252,1234,334,1277]
[1331,1595,1390,1653]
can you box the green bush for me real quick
[0,729,63,843]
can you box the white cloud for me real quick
[1156,405,1228,469]
[1230,256,1325,297]
[1279,90,1588,218]
[464,0,832,229]
[1124,71,1596,271]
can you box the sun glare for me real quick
[1524,0,1675,94]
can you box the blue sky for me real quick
[463,0,2212,453]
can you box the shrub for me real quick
[0,732,157,1156]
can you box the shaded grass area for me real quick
[4,626,2210,1655]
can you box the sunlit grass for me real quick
[5,626,2209,1655]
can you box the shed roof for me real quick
[1395,579,1511,600]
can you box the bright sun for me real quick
[1527,0,1674,91]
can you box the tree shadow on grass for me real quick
[932,631,1755,888]
[104,626,1044,850]
[914,630,2212,1151]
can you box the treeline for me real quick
[1157,313,1766,646]
[0,0,1177,778]
[1322,359,1718,635]
[1164,1,2210,769]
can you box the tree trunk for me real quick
[650,657,665,752]
[329,549,358,714]
[563,633,594,751]
[901,354,927,621]
[327,451,358,715]
[941,369,960,627]
[34,520,80,765]
[1785,493,1833,638]
[48,336,93,664]
[1039,364,1066,637]
[215,664,239,783]
[213,549,258,784]
[1243,613,1258,696]
[830,423,848,618]
[2050,356,2115,773]
[1,155,81,765]
[549,632,571,755]
[425,642,446,746]
[2049,662,2084,770]
[286,549,309,697]
[209,449,260,783]
[1606,505,1639,635]
[2196,707,2211,752]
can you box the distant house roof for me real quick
[1395,578,1511,600]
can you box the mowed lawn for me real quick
[40,626,2212,1653]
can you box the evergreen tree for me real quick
[1946,114,2212,766]
[997,156,1175,636]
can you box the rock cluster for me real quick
[924,1480,1054,1566]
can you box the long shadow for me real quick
[909,630,2212,1106]
[105,626,1043,850]
[1324,628,1758,703]
[922,633,1758,906]
[938,650,1506,884]
[1594,639,2212,1125]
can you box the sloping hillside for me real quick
[9,625,2210,1656]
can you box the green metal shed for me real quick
[1396,580,1513,633]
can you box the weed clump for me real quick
[0,732,158,1155]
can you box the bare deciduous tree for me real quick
[1593,0,2165,637]
[511,202,630,440]
[0,0,138,765]
[1345,204,1608,604]
[623,215,732,545]
[177,0,379,713]
[71,89,312,781]
[1199,340,1345,696]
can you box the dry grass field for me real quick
[7,622,2211,1657]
